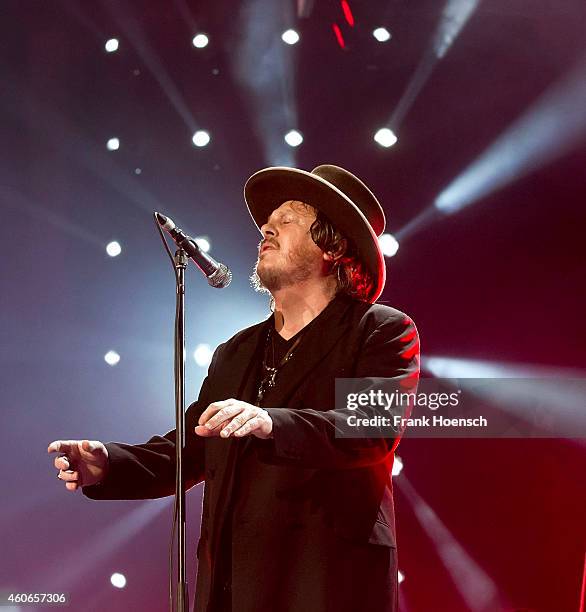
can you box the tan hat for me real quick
[244,164,386,302]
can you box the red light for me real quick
[341,0,355,27]
[332,23,345,49]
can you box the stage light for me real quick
[104,351,120,366]
[434,54,586,214]
[284,130,303,147]
[332,23,346,49]
[379,233,399,257]
[373,27,391,42]
[398,570,405,584]
[110,572,126,588]
[192,130,210,147]
[232,1,300,166]
[194,237,210,253]
[194,344,213,367]
[281,29,300,45]
[434,0,479,59]
[106,138,120,151]
[399,475,502,609]
[421,356,586,438]
[105,39,119,53]
[192,33,209,49]
[106,241,122,257]
[37,498,172,591]
[374,128,397,148]
[392,455,404,477]
[385,0,479,135]
[341,1,355,27]
[422,355,586,379]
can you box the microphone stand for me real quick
[155,210,231,610]
[173,247,189,612]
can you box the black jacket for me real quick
[83,294,420,612]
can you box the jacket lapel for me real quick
[206,318,269,566]
[213,317,271,402]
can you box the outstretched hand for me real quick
[48,439,109,491]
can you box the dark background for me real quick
[1,1,585,611]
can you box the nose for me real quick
[260,220,276,239]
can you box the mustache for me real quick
[259,239,278,251]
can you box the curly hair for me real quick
[308,207,375,302]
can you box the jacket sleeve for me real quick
[256,312,419,470]
[82,345,223,500]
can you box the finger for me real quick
[198,399,235,426]
[220,409,255,438]
[205,404,243,431]
[231,416,261,438]
[194,418,231,437]
[65,481,79,492]
[49,439,82,455]
[59,470,79,482]
[194,425,218,437]
[48,440,69,454]
[54,456,71,470]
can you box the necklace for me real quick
[255,327,304,405]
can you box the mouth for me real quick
[260,244,277,254]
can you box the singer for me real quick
[48,165,420,612]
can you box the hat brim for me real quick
[244,167,385,303]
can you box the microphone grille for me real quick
[155,212,175,231]
[208,264,232,289]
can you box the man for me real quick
[48,164,420,612]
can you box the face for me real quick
[252,200,324,293]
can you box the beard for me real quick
[250,242,318,295]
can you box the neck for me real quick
[272,280,337,340]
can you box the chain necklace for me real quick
[255,326,304,406]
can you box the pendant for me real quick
[267,368,278,388]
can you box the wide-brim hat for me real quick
[244,164,386,303]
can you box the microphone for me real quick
[155,212,232,289]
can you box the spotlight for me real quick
[106,241,122,257]
[192,34,209,49]
[106,138,120,151]
[105,38,119,53]
[332,24,346,49]
[281,29,300,45]
[373,28,391,42]
[378,233,399,257]
[194,344,213,367]
[194,236,210,253]
[392,455,404,477]
[374,128,397,148]
[399,475,500,609]
[434,53,586,214]
[104,351,120,366]
[284,130,303,147]
[398,570,405,584]
[341,1,355,27]
[110,573,126,588]
[192,130,211,147]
